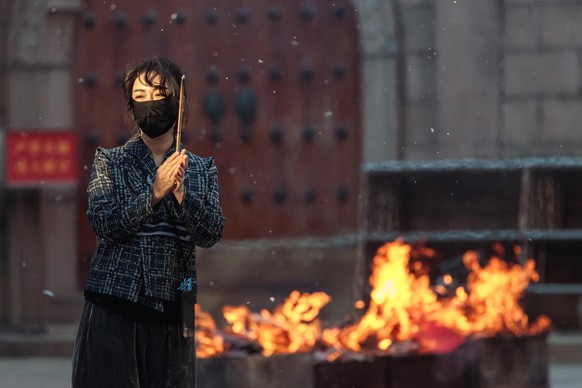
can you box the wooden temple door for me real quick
[74,0,361,285]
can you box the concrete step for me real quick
[0,324,77,357]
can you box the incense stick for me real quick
[175,74,185,151]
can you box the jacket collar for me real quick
[122,134,180,185]
[125,132,178,166]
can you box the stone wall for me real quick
[501,0,582,156]
[385,0,582,161]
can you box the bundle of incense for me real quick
[175,74,185,151]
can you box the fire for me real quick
[194,240,551,359]
[196,290,331,358]
[195,304,224,358]
[322,241,439,355]
[435,249,551,336]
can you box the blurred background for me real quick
[1,0,582,386]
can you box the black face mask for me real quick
[132,97,177,138]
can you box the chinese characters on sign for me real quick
[6,131,78,186]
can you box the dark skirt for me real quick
[71,301,196,388]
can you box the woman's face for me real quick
[131,73,168,102]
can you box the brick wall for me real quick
[502,0,582,155]
[394,0,582,160]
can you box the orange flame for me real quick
[195,240,550,359]
[322,241,550,358]
[195,304,224,358]
[222,290,331,356]
[322,241,439,355]
[435,250,551,336]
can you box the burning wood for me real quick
[195,240,550,361]
[195,304,225,358]
[434,246,551,337]
[196,291,330,357]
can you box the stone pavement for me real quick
[0,357,71,388]
[550,363,582,388]
[1,331,581,387]
[0,357,580,388]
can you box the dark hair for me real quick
[121,56,189,130]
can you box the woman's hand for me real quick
[152,150,188,206]
[172,150,188,204]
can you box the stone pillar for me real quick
[351,0,399,311]
[353,0,399,163]
[434,0,501,158]
[6,190,46,332]
[400,0,438,161]
[0,131,7,328]
[0,1,12,329]
[5,0,82,330]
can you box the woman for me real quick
[72,57,224,387]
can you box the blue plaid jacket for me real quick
[84,134,224,311]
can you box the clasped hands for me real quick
[152,149,188,206]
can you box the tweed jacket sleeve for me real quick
[173,154,224,248]
[87,147,155,243]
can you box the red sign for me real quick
[6,131,78,186]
